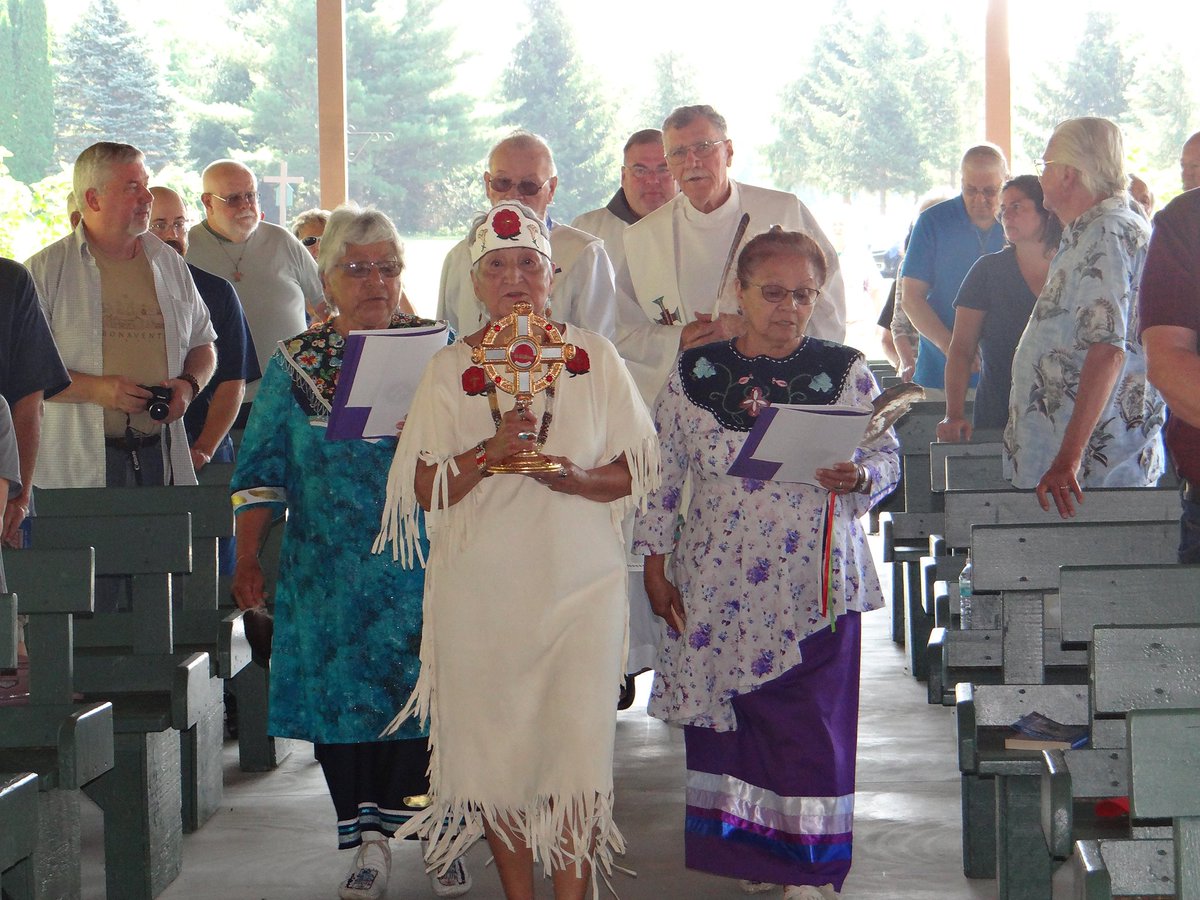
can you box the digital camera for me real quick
[142,385,174,421]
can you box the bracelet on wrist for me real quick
[852,464,868,494]
[178,372,201,401]
[474,441,492,478]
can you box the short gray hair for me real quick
[318,204,404,280]
[291,207,329,238]
[662,105,727,138]
[1050,117,1126,198]
[73,142,143,207]
[961,143,1008,174]
[489,130,557,178]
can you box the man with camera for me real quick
[25,142,216,493]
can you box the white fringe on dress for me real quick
[371,334,660,898]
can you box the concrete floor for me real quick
[79,553,1000,899]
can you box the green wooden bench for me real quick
[1067,640,1200,899]
[0,770,39,900]
[956,680,1089,887]
[0,547,114,900]
[0,593,15,670]
[28,511,219,900]
[1031,570,1200,900]
[929,514,1179,705]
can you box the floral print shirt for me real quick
[633,340,900,731]
[1003,195,1165,487]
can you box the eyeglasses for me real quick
[210,191,259,207]
[150,218,189,234]
[665,139,728,165]
[748,283,820,306]
[337,260,402,279]
[624,164,672,180]
[996,200,1031,219]
[1033,159,1058,176]
[487,176,549,197]
[301,236,321,247]
[962,186,1000,200]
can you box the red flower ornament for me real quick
[461,366,489,396]
[565,347,591,376]
[492,209,522,240]
[740,386,770,417]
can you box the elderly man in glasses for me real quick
[571,128,678,276]
[436,129,619,339]
[612,104,846,409]
[187,159,324,400]
[897,144,1008,392]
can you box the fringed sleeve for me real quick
[593,331,661,527]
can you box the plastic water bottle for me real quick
[958,552,974,629]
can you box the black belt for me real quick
[1183,478,1198,503]
[105,433,161,451]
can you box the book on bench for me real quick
[1004,711,1089,750]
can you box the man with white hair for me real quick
[436,130,618,339]
[1004,117,1165,515]
[25,142,217,491]
[187,159,323,397]
[571,128,678,276]
[613,104,846,408]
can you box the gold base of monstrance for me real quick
[471,301,575,474]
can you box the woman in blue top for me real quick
[938,175,1062,439]
[230,206,469,900]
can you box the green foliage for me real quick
[498,0,616,221]
[638,52,699,132]
[54,0,179,170]
[183,0,484,233]
[1017,12,1137,160]
[769,11,971,210]
[0,149,72,259]
[0,0,55,182]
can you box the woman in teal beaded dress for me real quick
[231,206,470,900]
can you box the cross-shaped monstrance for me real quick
[470,302,575,397]
[470,302,575,474]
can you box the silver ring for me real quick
[517,431,536,441]
[558,469,568,479]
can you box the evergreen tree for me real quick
[1139,52,1195,173]
[54,0,179,170]
[343,0,487,232]
[216,0,482,231]
[0,0,55,183]
[1018,12,1137,160]
[638,52,699,131]
[498,0,616,221]
[769,11,966,210]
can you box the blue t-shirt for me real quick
[900,197,1005,388]
[953,247,1036,430]
[183,263,261,444]
[0,257,71,406]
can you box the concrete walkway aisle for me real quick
[81,582,998,898]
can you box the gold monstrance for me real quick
[471,301,575,474]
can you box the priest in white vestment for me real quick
[571,128,678,278]
[437,130,618,340]
[613,105,849,408]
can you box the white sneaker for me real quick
[339,839,391,900]
[739,880,779,894]
[430,855,471,898]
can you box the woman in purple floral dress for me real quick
[633,228,900,900]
